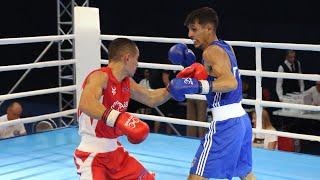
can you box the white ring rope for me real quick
[0,85,76,101]
[133,113,209,128]
[241,70,320,81]
[101,60,320,112]
[227,41,320,51]
[101,35,192,44]
[259,100,320,111]
[252,129,320,142]
[101,60,320,81]
[101,59,184,71]
[0,109,77,128]
[187,95,320,111]
[0,59,75,72]
[101,34,320,51]
[132,113,320,142]
[0,35,74,45]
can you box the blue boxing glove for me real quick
[168,78,212,101]
[168,43,196,67]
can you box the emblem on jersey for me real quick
[184,78,193,85]
[111,101,128,111]
[232,66,240,78]
[111,86,116,95]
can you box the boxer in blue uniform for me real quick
[168,7,256,180]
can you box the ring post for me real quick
[74,7,101,108]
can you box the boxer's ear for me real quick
[122,53,130,63]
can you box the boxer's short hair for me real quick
[108,38,138,60]
[184,7,219,31]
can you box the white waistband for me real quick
[211,102,246,121]
[77,135,118,153]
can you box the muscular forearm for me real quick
[79,97,106,120]
[211,76,237,93]
[148,88,171,107]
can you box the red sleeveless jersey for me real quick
[78,66,130,138]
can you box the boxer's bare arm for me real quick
[79,71,108,119]
[203,45,237,92]
[130,78,171,107]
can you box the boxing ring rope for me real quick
[101,35,320,51]
[0,59,75,72]
[130,113,320,142]
[0,34,74,45]
[101,60,320,81]
[0,85,76,102]
[0,109,77,128]
[101,60,320,111]
[185,95,320,111]
[101,35,192,44]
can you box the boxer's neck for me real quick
[108,61,126,82]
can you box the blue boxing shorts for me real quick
[190,113,252,179]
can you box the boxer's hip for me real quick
[77,135,118,153]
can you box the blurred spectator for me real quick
[303,81,320,106]
[242,80,251,99]
[0,102,26,139]
[242,80,255,112]
[262,87,282,129]
[138,69,151,89]
[276,50,304,101]
[252,109,277,150]
[186,100,207,137]
[262,88,271,101]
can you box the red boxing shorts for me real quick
[74,146,155,180]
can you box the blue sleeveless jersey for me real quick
[205,40,242,108]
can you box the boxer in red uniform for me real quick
[74,38,171,180]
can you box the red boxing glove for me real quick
[104,109,149,144]
[176,63,208,80]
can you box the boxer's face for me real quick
[251,113,257,128]
[187,20,213,49]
